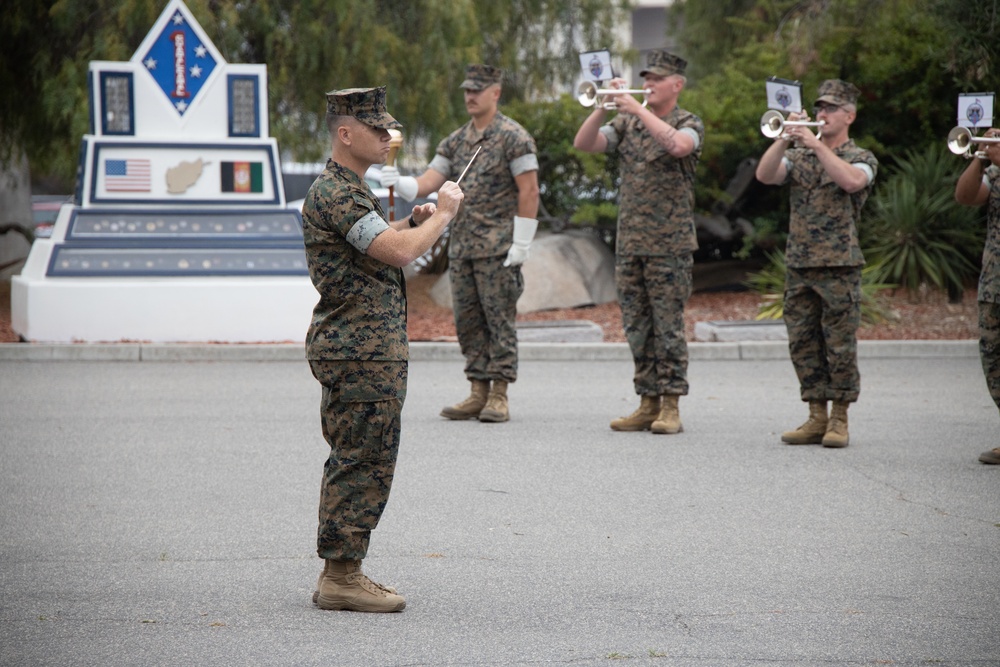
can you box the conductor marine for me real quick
[301,86,464,612]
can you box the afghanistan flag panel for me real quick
[220,161,263,193]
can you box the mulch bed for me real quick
[405,273,980,344]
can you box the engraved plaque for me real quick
[229,76,258,137]
[102,73,134,135]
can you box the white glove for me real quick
[503,216,538,267]
[379,166,418,202]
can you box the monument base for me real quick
[12,275,317,343]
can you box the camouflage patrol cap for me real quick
[815,79,860,107]
[460,64,502,91]
[325,86,402,130]
[639,49,687,77]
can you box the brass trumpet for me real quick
[577,80,650,110]
[947,125,1000,158]
[760,109,824,139]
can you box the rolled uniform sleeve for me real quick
[509,153,539,177]
[346,210,390,254]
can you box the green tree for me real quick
[504,95,619,234]
[663,0,995,265]
[0,0,631,189]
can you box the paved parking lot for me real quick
[1,346,997,666]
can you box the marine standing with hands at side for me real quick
[380,64,540,423]
[755,79,878,448]
[953,126,1000,466]
[573,49,704,435]
[302,87,464,612]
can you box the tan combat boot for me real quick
[610,395,660,432]
[651,395,683,434]
[781,400,828,444]
[822,400,850,448]
[313,559,405,612]
[440,379,490,420]
[478,380,509,422]
[313,574,394,605]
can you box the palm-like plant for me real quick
[745,250,895,325]
[863,144,984,298]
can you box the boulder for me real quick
[428,230,617,314]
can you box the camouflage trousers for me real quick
[309,359,407,561]
[450,255,524,383]
[616,254,693,396]
[979,300,1000,412]
[784,266,861,403]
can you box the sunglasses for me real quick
[813,103,841,114]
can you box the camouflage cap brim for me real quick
[358,111,402,130]
[326,86,402,130]
[639,65,677,77]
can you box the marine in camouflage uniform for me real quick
[573,49,703,434]
[302,86,464,611]
[304,154,407,565]
[379,64,540,423]
[756,79,878,448]
[954,138,1000,465]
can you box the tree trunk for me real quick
[0,146,33,277]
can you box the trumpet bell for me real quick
[760,110,786,139]
[577,81,600,108]
[947,126,972,155]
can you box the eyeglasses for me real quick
[813,104,841,114]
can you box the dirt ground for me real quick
[0,273,980,344]
[404,273,979,343]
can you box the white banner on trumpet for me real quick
[765,77,803,113]
[958,93,995,128]
[579,49,613,82]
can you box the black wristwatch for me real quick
[408,215,418,228]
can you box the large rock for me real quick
[428,230,617,313]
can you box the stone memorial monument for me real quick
[12,0,315,342]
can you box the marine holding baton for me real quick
[302,86,464,612]
[380,64,540,424]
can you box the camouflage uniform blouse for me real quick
[429,112,538,260]
[601,107,704,257]
[783,140,878,268]
[301,159,407,361]
[981,165,1000,303]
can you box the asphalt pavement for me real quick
[1,341,998,666]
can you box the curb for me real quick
[0,339,979,362]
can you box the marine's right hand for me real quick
[437,181,464,218]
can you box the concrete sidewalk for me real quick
[0,338,981,362]
[1,353,997,666]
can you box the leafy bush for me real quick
[505,95,620,238]
[862,144,984,298]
